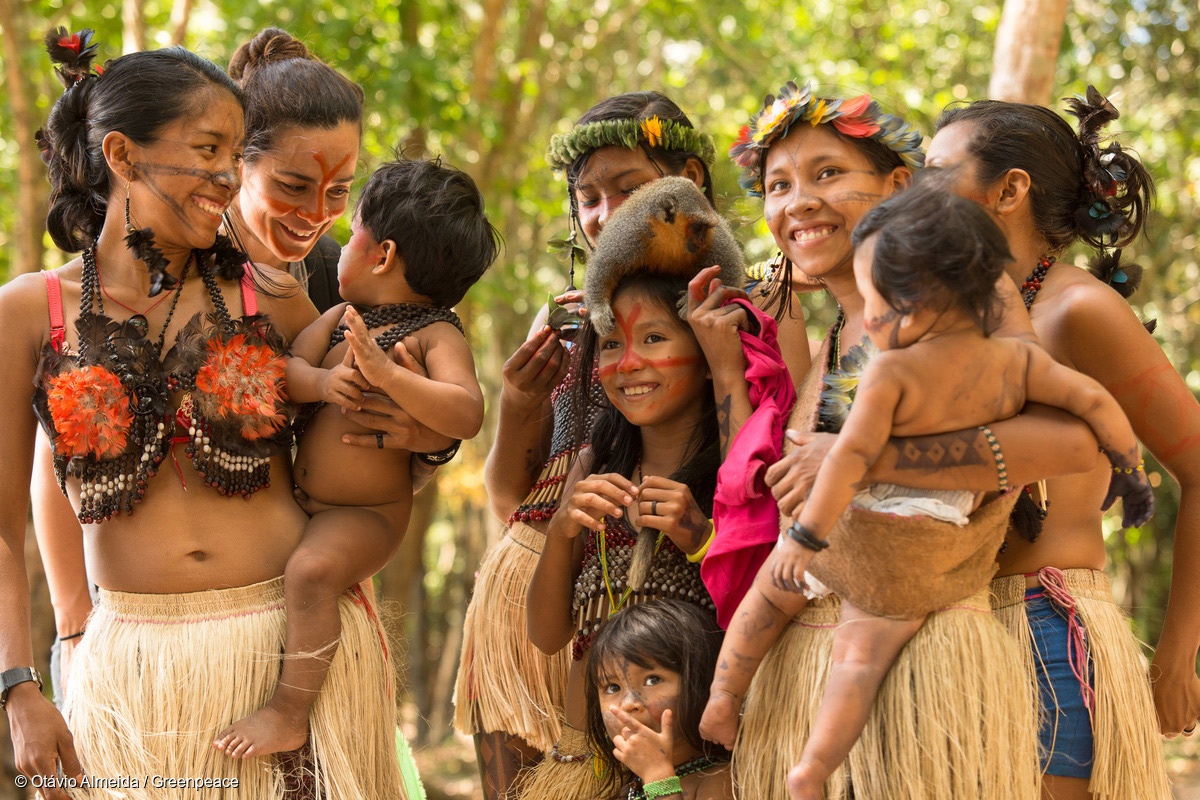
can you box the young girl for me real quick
[522,200,738,797]
[703,181,1153,800]
[585,600,732,800]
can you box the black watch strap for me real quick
[0,667,43,708]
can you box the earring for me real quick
[124,179,135,234]
[122,173,177,297]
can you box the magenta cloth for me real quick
[702,298,796,627]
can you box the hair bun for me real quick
[229,28,312,83]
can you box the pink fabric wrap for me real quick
[702,299,796,627]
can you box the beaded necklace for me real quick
[626,754,723,799]
[1020,256,1055,310]
[329,302,463,352]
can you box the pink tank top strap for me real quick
[240,263,258,316]
[42,271,66,353]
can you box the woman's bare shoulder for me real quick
[690,762,733,800]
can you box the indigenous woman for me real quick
[928,90,1194,799]
[706,82,1099,800]
[453,92,738,800]
[2,33,401,799]
[31,27,452,712]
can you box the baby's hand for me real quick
[611,707,676,785]
[771,532,815,594]
[320,347,369,410]
[343,307,398,388]
[1102,461,1155,529]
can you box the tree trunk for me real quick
[169,0,194,46]
[989,0,1071,104]
[0,0,50,277]
[122,0,147,53]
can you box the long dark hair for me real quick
[42,43,242,253]
[935,94,1154,297]
[585,599,727,794]
[568,273,719,515]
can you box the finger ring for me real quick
[375,433,385,449]
[651,500,659,516]
[1186,722,1197,735]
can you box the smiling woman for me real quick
[225,27,364,312]
[2,30,401,800]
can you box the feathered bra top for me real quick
[33,265,294,524]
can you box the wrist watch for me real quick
[0,667,43,709]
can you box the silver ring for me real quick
[375,433,385,449]
[650,500,658,516]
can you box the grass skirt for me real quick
[64,577,404,799]
[454,521,570,752]
[992,570,1171,799]
[511,719,607,800]
[734,590,1039,800]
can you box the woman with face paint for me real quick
[3,30,401,798]
[926,90,1184,800]
[584,600,732,800]
[705,82,1103,800]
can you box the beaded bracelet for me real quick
[643,775,683,799]
[978,424,1008,491]
[784,521,829,552]
[1113,459,1145,475]
[415,439,461,467]
[686,521,715,563]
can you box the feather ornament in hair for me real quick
[1088,248,1144,299]
[44,27,100,88]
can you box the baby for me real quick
[700,181,1153,799]
[216,157,499,758]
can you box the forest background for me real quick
[0,0,1198,796]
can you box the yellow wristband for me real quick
[687,521,716,563]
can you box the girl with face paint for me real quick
[456,93,729,800]
[520,260,729,799]
[584,600,731,800]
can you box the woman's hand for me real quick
[764,430,837,517]
[501,325,569,411]
[7,686,83,800]
[340,338,453,452]
[611,707,677,785]
[549,473,638,538]
[1151,645,1200,736]
[636,476,711,555]
[686,265,751,372]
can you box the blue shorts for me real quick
[1027,588,1095,778]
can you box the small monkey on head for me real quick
[701,178,1154,800]
[585,177,744,336]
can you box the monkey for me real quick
[583,176,745,336]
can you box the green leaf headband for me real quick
[546,116,717,174]
[730,80,925,197]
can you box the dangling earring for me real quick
[122,171,176,297]
[546,214,585,340]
